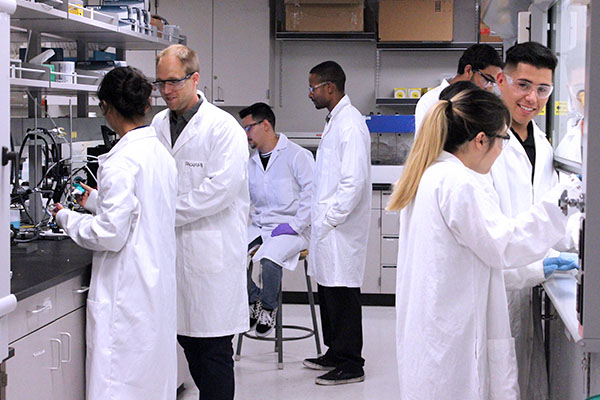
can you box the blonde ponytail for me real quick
[386,101,450,211]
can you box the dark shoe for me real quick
[249,301,262,330]
[255,308,277,337]
[302,355,337,371]
[315,368,365,385]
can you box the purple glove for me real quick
[271,223,297,237]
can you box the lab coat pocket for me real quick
[85,299,111,368]
[487,337,520,400]
[177,159,207,193]
[182,229,224,274]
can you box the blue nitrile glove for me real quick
[271,223,297,237]
[543,253,579,278]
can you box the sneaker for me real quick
[302,355,337,371]
[249,301,262,331]
[255,308,277,337]
[315,368,365,386]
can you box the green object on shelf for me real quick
[586,395,600,400]
[41,63,55,82]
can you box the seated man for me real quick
[239,102,315,337]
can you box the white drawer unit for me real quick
[381,237,399,266]
[381,209,400,236]
[8,286,57,344]
[55,274,89,318]
[381,265,397,294]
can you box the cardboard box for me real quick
[285,0,364,32]
[394,88,407,98]
[379,0,453,42]
[480,22,502,42]
[408,88,421,98]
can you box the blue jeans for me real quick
[248,258,282,310]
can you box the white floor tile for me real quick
[177,304,399,400]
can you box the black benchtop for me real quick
[10,239,92,301]
[373,183,393,191]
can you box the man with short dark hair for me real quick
[239,102,314,337]
[415,43,503,133]
[303,61,371,386]
[493,41,578,400]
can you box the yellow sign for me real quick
[555,101,568,116]
[539,105,546,116]
[71,131,77,139]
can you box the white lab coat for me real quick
[248,133,314,270]
[490,122,560,400]
[396,151,574,400]
[414,79,450,135]
[56,126,178,400]
[152,91,250,337]
[308,95,371,287]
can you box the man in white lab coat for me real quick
[151,44,250,400]
[414,43,503,134]
[303,61,371,385]
[239,102,314,337]
[492,42,578,400]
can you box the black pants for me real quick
[317,284,365,373]
[177,334,235,400]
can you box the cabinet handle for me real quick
[74,286,89,294]
[28,303,52,315]
[50,338,62,370]
[59,332,72,363]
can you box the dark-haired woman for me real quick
[387,84,580,399]
[54,67,178,400]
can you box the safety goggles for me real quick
[504,74,553,99]
[242,119,264,132]
[475,70,497,88]
[308,81,330,94]
[152,72,194,91]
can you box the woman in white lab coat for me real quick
[54,67,178,400]
[388,85,580,399]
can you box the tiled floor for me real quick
[177,304,399,400]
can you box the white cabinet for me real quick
[157,0,271,106]
[6,275,88,400]
[362,209,382,293]
[7,307,86,400]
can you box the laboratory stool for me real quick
[235,249,322,369]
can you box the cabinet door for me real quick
[212,0,271,106]
[52,308,86,400]
[157,0,213,100]
[6,319,60,399]
[362,210,381,294]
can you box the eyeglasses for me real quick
[475,70,497,88]
[493,132,511,148]
[242,119,264,132]
[504,74,554,99]
[152,72,194,91]
[308,81,330,94]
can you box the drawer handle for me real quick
[74,286,89,294]
[28,303,52,315]
[50,338,62,371]
[59,332,72,363]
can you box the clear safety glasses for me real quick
[308,81,330,94]
[475,70,497,88]
[504,74,554,99]
[242,119,264,132]
[494,132,511,149]
[152,72,194,91]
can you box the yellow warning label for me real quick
[539,105,546,116]
[555,101,568,116]
[71,131,77,139]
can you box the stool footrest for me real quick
[242,325,315,342]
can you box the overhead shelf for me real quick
[376,42,504,51]
[375,98,419,106]
[275,32,377,42]
[10,0,183,50]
